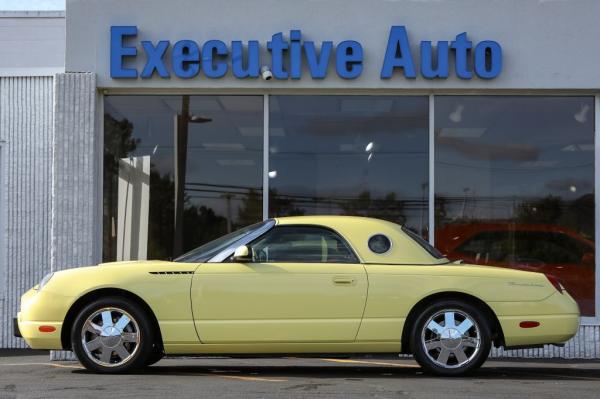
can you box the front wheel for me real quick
[410,301,491,376]
[71,297,154,373]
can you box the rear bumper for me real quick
[13,317,21,338]
[498,313,579,347]
[493,292,580,347]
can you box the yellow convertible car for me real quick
[15,216,579,376]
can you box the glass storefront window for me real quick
[103,95,263,261]
[102,93,596,318]
[434,96,595,316]
[268,96,429,235]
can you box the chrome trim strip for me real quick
[207,219,276,263]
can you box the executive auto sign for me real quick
[110,26,502,80]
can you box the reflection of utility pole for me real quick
[461,187,470,219]
[173,95,212,257]
[223,193,233,233]
[173,96,190,257]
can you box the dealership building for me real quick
[1,0,599,358]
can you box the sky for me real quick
[0,0,64,10]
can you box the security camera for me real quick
[261,66,273,81]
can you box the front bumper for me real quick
[17,288,66,350]
[13,317,21,338]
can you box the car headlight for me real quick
[37,272,54,291]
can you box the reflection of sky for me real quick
[104,95,593,229]
[435,96,595,220]
[269,96,430,230]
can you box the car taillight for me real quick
[545,274,564,294]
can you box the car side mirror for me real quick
[582,252,595,264]
[232,245,253,262]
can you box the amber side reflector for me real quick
[519,321,540,329]
[38,325,56,333]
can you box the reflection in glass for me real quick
[103,96,263,261]
[268,96,429,235]
[434,96,595,316]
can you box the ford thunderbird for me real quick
[15,216,579,376]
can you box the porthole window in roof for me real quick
[368,234,392,254]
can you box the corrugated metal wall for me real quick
[492,325,600,359]
[49,72,99,361]
[50,73,99,273]
[0,76,54,348]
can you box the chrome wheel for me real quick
[81,307,140,367]
[421,309,481,369]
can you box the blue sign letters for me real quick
[110,25,502,80]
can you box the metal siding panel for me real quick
[490,325,600,359]
[50,72,99,272]
[0,76,53,348]
[49,73,97,360]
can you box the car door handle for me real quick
[332,276,355,285]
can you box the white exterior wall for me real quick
[0,11,65,77]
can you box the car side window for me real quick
[249,226,358,263]
[455,231,512,263]
[455,230,591,266]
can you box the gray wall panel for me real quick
[0,76,54,348]
[67,0,600,90]
[50,73,98,272]
[49,72,98,360]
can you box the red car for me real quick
[436,223,595,316]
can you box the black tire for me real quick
[144,346,165,367]
[71,296,154,373]
[410,300,491,376]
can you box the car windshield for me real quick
[174,220,271,263]
[401,226,446,260]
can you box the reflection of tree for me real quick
[182,204,227,255]
[103,114,139,262]
[147,170,174,259]
[149,172,230,259]
[237,188,262,227]
[269,188,305,217]
[339,190,407,225]
[516,195,562,224]
[516,194,594,239]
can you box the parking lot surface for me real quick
[0,351,599,399]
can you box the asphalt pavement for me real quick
[0,351,599,398]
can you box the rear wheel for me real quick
[71,297,154,373]
[410,300,491,376]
